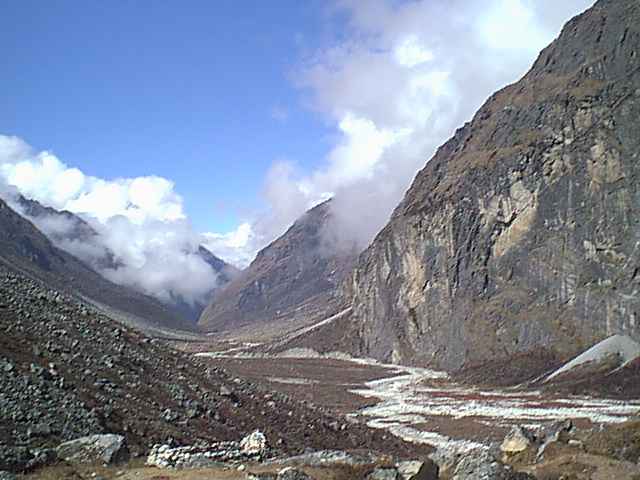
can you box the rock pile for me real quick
[451,450,534,480]
[147,431,269,468]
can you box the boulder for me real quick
[367,467,400,480]
[277,467,313,480]
[536,420,574,459]
[452,450,534,480]
[56,434,128,465]
[241,430,268,456]
[397,460,439,480]
[501,426,536,454]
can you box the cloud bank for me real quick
[255,0,595,251]
[0,135,219,308]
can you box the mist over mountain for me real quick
[338,0,640,370]
[0,196,193,331]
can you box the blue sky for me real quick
[0,0,593,284]
[1,0,337,232]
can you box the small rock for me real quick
[28,423,52,438]
[0,471,17,480]
[249,473,277,480]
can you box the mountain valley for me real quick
[1,0,640,479]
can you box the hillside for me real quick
[0,262,425,473]
[0,198,194,332]
[199,200,357,334]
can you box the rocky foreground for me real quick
[1,260,639,479]
[0,263,431,478]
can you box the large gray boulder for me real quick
[56,434,128,465]
[452,450,534,480]
[397,460,439,480]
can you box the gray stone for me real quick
[248,473,277,480]
[367,468,400,480]
[397,460,439,480]
[56,434,128,465]
[452,450,533,480]
[240,430,268,456]
[277,467,313,480]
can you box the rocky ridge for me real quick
[340,0,640,370]
[199,200,357,334]
[8,193,238,322]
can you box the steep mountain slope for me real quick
[342,0,640,370]
[0,198,194,332]
[199,200,357,333]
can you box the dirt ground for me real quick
[211,357,394,414]
[23,463,364,480]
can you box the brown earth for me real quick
[210,357,394,415]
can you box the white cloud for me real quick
[0,134,217,308]
[256,0,594,251]
[394,35,434,67]
[0,135,185,224]
[202,222,256,268]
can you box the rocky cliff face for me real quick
[199,200,357,332]
[344,0,640,370]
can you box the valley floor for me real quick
[191,348,640,456]
[22,338,640,479]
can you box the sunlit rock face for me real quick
[344,0,640,370]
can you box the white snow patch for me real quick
[195,342,262,358]
[267,377,320,385]
[349,361,640,451]
[545,335,640,382]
